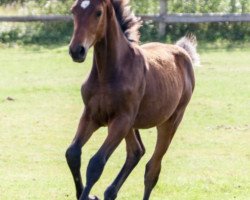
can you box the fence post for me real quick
[159,0,167,37]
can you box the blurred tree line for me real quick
[0,0,249,44]
[130,0,250,43]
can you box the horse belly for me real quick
[133,99,179,129]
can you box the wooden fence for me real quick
[0,15,72,22]
[0,13,250,36]
[1,13,250,23]
[1,0,250,36]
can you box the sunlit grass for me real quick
[0,45,249,200]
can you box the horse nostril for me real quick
[78,45,85,57]
[69,45,87,62]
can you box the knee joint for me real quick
[134,146,145,160]
[126,148,144,166]
[65,145,81,166]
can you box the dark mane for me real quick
[111,0,142,43]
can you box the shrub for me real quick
[0,0,250,44]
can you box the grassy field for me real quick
[0,44,249,200]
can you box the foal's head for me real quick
[69,0,108,62]
[69,0,141,63]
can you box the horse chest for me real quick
[93,91,116,111]
[82,84,130,124]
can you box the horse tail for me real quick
[176,33,200,66]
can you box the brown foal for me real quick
[66,0,198,200]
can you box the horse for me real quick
[66,0,198,199]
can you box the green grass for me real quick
[0,44,249,200]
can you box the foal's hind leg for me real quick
[104,129,145,200]
[143,111,185,200]
[65,110,99,199]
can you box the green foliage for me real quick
[0,0,250,44]
[0,0,73,44]
[0,21,73,45]
[130,0,159,14]
[0,0,70,6]
[152,22,250,43]
[0,0,23,5]
[130,0,250,13]
[135,0,250,43]
[24,22,73,44]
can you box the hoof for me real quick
[89,195,100,200]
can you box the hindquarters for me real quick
[140,40,197,200]
[134,42,195,129]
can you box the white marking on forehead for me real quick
[81,0,90,9]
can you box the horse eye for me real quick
[96,10,102,17]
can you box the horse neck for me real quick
[93,10,130,81]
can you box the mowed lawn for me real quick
[0,44,249,200]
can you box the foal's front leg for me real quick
[65,110,99,199]
[79,115,132,200]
